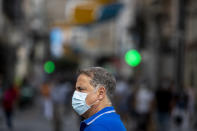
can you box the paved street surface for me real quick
[1,101,196,131]
[0,100,79,131]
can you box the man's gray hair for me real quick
[77,67,116,100]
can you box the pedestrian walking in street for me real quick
[40,82,53,120]
[2,85,17,131]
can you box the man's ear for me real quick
[98,87,106,100]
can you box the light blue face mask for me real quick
[72,91,91,115]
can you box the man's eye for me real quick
[77,87,83,91]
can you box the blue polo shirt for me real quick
[80,106,126,131]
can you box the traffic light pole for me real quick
[175,0,186,91]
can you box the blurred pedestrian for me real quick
[0,75,3,125]
[72,67,126,131]
[134,83,154,131]
[40,82,53,120]
[186,86,195,122]
[2,85,17,131]
[171,87,191,131]
[51,79,68,131]
[115,78,131,127]
[154,81,175,131]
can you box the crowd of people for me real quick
[114,78,197,131]
[0,75,196,131]
[40,78,73,131]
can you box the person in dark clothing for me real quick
[155,83,175,131]
[2,85,17,130]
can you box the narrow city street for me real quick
[0,98,79,131]
[0,0,197,131]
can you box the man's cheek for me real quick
[85,94,91,105]
[86,94,96,105]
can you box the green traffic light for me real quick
[125,50,141,67]
[44,61,55,74]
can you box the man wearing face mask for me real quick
[72,67,126,131]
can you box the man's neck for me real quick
[83,102,111,119]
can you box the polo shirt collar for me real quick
[82,106,115,126]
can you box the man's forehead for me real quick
[76,74,91,86]
[77,74,91,81]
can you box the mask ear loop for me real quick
[96,85,112,106]
[94,84,101,92]
[89,85,112,107]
